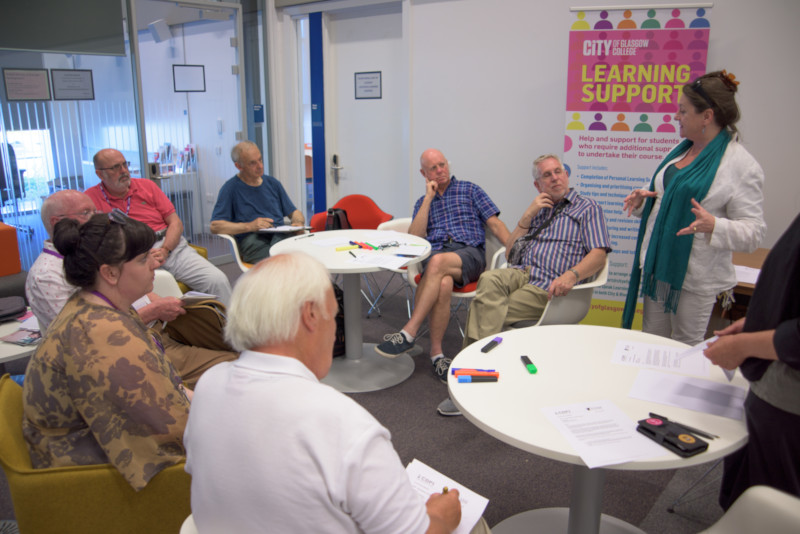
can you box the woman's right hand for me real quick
[623,189,657,216]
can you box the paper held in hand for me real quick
[406,458,488,534]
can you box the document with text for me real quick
[406,459,488,534]
[542,400,664,468]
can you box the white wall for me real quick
[270,0,798,245]
[405,0,800,247]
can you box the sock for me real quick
[400,329,415,343]
[430,353,444,363]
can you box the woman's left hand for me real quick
[676,198,716,236]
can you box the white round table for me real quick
[448,325,749,534]
[0,319,37,370]
[270,229,430,393]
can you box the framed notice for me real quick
[355,71,381,99]
[2,68,51,101]
[173,64,206,92]
[51,69,95,100]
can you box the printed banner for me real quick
[564,6,711,327]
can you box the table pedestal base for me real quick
[321,343,415,393]
[492,508,644,534]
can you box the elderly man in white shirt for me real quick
[184,252,491,534]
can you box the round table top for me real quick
[270,229,431,274]
[449,324,749,471]
[0,318,37,364]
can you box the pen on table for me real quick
[457,375,498,383]
[336,245,359,251]
[364,242,379,250]
[520,355,537,374]
[649,412,718,439]
[442,486,448,494]
[396,254,417,258]
[349,251,356,258]
[451,367,496,375]
[297,233,315,239]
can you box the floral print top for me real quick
[22,294,190,491]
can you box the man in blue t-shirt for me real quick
[375,148,510,383]
[211,141,306,263]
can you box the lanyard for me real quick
[99,184,132,215]
[43,248,63,259]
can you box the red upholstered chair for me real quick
[309,194,393,232]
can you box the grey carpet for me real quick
[0,265,728,532]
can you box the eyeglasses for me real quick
[108,208,130,225]
[97,161,130,173]
[56,209,97,219]
[539,167,565,181]
[690,79,714,108]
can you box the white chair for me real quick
[407,227,506,338]
[698,485,800,534]
[368,217,414,318]
[153,269,184,298]
[179,514,198,534]
[508,255,610,328]
[218,233,253,273]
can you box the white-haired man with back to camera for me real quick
[184,252,492,533]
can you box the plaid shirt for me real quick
[512,189,611,290]
[412,177,500,250]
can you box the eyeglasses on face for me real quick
[539,167,565,181]
[97,161,130,173]
[56,209,98,219]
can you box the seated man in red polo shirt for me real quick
[85,148,232,305]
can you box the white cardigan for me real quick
[635,139,766,297]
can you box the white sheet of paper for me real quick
[349,251,409,270]
[395,244,425,256]
[542,400,664,468]
[406,459,488,534]
[258,225,310,233]
[612,340,709,376]
[19,314,40,331]
[675,336,735,382]
[628,369,746,419]
[734,264,759,285]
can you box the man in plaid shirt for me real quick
[375,149,510,384]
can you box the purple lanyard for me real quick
[43,248,63,259]
[90,290,165,354]
[99,184,132,215]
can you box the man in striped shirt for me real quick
[375,149,510,382]
[462,153,611,347]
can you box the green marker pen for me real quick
[521,355,537,374]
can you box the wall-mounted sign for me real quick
[2,68,51,101]
[355,71,381,100]
[52,69,95,100]
[173,64,206,92]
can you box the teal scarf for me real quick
[622,129,730,329]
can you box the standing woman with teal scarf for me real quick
[621,71,766,345]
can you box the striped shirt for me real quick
[412,177,500,250]
[512,189,611,290]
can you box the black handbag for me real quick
[0,296,26,322]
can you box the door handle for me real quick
[331,154,343,185]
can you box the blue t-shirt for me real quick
[211,175,297,240]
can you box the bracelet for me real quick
[568,268,580,281]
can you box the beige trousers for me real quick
[463,268,549,348]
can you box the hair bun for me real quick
[52,218,82,256]
[719,70,740,93]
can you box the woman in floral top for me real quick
[22,210,190,491]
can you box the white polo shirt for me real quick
[184,351,429,533]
